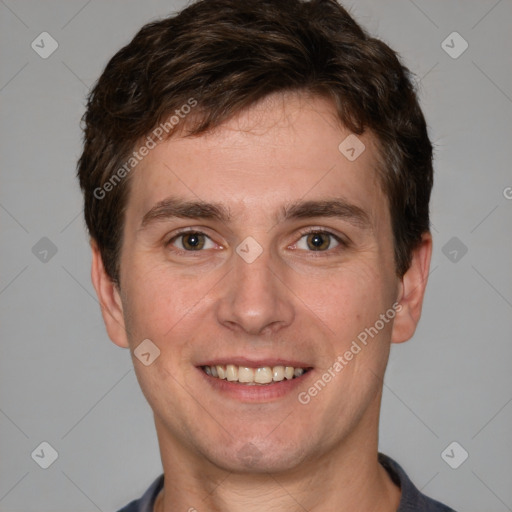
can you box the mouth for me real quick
[201,364,311,385]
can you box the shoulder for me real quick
[379,453,458,512]
[115,474,164,512]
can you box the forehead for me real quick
[126,92,387,229]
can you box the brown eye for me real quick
[182,232,205,250]
[169,231,215,251]
[294,231,342,252]
[306,232,331,251]
[307,233,331,251]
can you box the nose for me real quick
[215,242,295,336]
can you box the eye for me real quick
[168,231,217,251]
[294,230,342,252]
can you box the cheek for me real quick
[122,268,203,399]
[297,261,389,334]
[121,259,209,339]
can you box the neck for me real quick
[153,400,401,512]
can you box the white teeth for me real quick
[255,367,273,384]
[216,365,226,379]
[203,364,307,384]
[226,364,238,381]
[238,367,254,383]
[273,365,285,381]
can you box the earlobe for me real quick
[90,240,130,348]
[391,232,432,344]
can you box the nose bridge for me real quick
[216,238,294,335]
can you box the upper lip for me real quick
[198,357,312,368]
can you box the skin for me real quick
[91,92,432,512]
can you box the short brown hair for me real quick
[77,0,433,284]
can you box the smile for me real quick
[202,364,309,385]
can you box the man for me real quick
[77,0,456,510]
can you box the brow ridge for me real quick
[139,196,371,230]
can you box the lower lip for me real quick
[197,367,313,402]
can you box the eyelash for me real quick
[294,228,348,253]
[166,227,348,255]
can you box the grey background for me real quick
[1,0,511,510]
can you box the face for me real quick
[93,92,430,474]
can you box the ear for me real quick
[90,240,130,348]
[391,232,432,344]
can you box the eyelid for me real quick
[296,227,348,243]
[290,227,349,252]
[165,226,349,254]
[166,227,222,251]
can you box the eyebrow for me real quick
[139,196,372,230]
[281,199,371,229]
[140,198,231,229]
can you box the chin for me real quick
[203,437,309,474]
